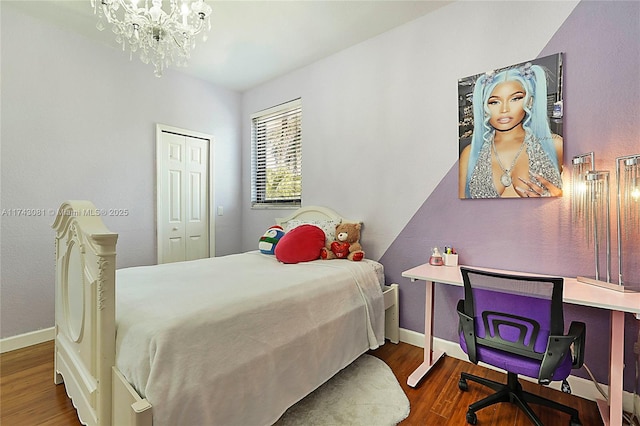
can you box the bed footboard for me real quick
[52,201,118,426]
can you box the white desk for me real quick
[402,263,640,426]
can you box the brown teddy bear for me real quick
[320,222,365,261]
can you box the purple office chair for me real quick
[457,267,586,426]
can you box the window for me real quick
[251,99,302,208]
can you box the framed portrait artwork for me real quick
[458,53,564,199]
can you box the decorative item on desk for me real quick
[444,254,458,267]
[571,152,594,225]
[443,246,458,267]
[573,152,640,293]
[428,247,444,266]
[615,154,640,292]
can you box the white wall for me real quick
[240,1,578,257]
[0,3,243,338]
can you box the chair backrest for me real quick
[459,267,564,361]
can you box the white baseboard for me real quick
[0,327,55,353]
[398,328,637,415]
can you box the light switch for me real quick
[217,206,223,216]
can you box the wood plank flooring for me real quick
[369,342,603,426]
[1,341,80,425]
[1,340,603,425]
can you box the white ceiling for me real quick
[9,0,452,91]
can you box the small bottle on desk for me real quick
[429,247,444,266]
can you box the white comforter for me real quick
[115,252,385,426]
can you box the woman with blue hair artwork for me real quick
[458,62,563,198]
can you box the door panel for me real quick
[185,137,208,261]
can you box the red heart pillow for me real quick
[331,241,350,259]
[275,225,326,264]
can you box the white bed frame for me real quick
[52,201,399,426]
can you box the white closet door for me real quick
[158,130,210,263]
[184,137,209,261]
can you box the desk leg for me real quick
[596,310,624,426]
[408,279,445,387]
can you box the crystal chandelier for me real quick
[91,0,212,77]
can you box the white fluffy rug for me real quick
[274,355,410,426]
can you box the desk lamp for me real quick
[574,152,640,292]
[571,152,594,225]
[616,154,640,291]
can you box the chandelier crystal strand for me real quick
[90,0,212,77]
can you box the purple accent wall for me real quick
[380,0,640,391]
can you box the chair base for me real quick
[458,371,582,426]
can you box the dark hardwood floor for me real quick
[1,340,603,425]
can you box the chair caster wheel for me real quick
[466,410,477,425]
[458,378,468,391]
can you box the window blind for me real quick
[251,99,302,207]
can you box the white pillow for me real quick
[285,219,341,242]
